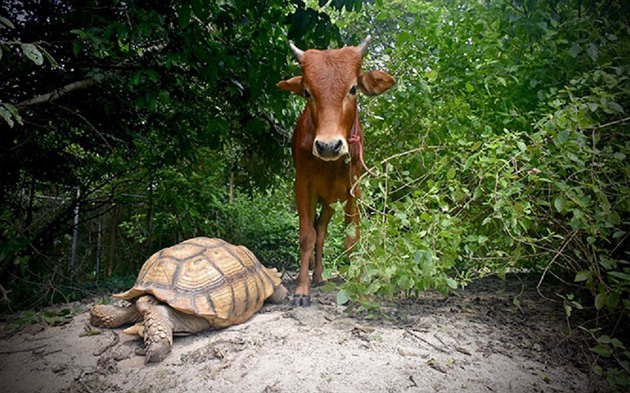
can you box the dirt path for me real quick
[0,276,603,392]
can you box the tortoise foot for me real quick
[145,341,170,364]
[90,304,141,328]
[143,324,172,363]
[141,298,174,364]
[292,294,311,307]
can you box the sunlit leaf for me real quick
[21,43,44,65]
[0,16,15,29]
[574,270,590,282]
[336,289,350,305]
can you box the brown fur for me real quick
[277,39,394,305]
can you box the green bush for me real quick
[218,186,299,271]
[334,0,629,387]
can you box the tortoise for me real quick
[90,237,287,363]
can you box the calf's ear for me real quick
[359,70,395,96]
[276,76,305,96]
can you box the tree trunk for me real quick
[229,172,235,204]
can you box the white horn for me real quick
[289,41,305,62]
[357,35,372,57]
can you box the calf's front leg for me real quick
[313,203,334,285]
[294,183,317,306]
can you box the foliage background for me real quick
[1,0,628,387]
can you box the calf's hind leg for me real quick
[343,195,360,254]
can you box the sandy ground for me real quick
[0,275,604,393]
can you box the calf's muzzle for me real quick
[313,137,349,161]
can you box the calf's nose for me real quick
[313,138,348,161]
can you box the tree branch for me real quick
[15,76,104,108]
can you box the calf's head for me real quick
[277,36,395,161]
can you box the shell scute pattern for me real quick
[113,237,279,323]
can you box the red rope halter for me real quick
[348,102,377,177]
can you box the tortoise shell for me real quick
[114,237,282,326]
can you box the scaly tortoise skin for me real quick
[90,237,287,363]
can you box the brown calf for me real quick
[277,36,395,306]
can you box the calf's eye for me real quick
[349,85,358,95]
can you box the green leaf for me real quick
[0,106,14,127]
[516,141,526,152]
[21,43,44,65]
[465,83,474,92]
[590,344,612,358]
[606,291,620,311]
[574,270,590,282]
[594,292,606,310]
[38,46,57,68]
[336,289,350,305]
[73,41,82,57]
[607,101,624,113]
[0,103,22,127]
[554,196,565,213]
[608,272,630,281]
[366,280,382,295]
[426,70,438,82]
[0,16,15,29]
[598,335,612,344]
[586,43,598,61]
[414,250,432,265]
[557,130,569,144]
[397,275,415,290]
[445,278,458,289]
[610,338,625,349]
[564,303,572,317]
[568,44,581,58]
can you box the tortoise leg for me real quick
[137,295,174,364]
[90,304,141,328]
[268,285,288,304]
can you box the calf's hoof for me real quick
[292,294,311,307]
